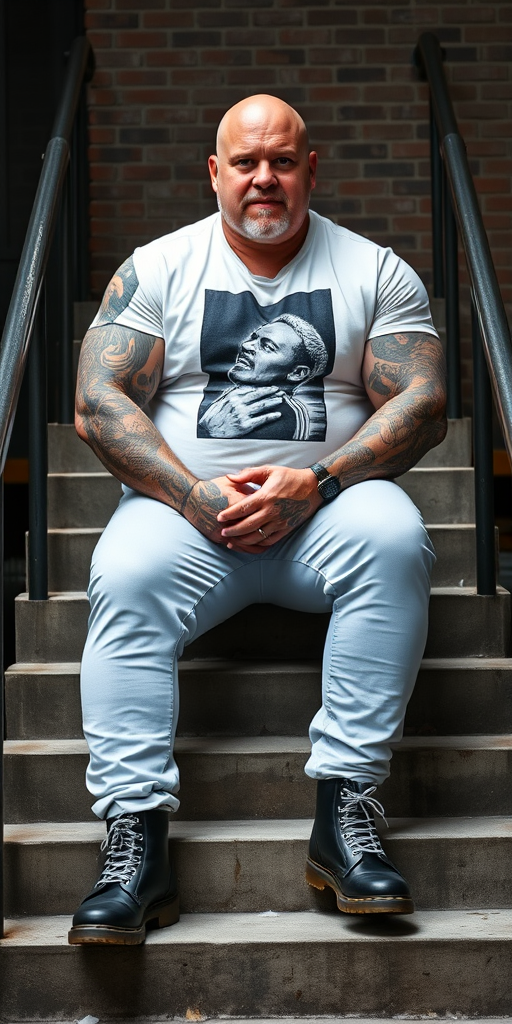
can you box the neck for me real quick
[221,214,310,279]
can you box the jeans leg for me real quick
[81,491,255,819]
[263,479,435,785]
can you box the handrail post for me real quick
[28,291,48,601]
[472,299,496,595]
[59,170,74,424]
[430,98,444,299]
[443,168,462,418]
[0,473,4,938]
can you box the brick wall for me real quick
[85,0,512,410]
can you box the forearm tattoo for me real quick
[75,261,197,509]
[184,480,229,532]
[323,331,447,487]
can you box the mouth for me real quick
[235,355,253,369]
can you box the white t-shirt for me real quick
[90,210,438,480]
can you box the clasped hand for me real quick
[184,465,323,553]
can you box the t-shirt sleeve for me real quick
[88,245,164,338]
[367,248,439,341]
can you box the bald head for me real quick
[216,95,309,158]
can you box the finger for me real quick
[220,511,276,537]
[227,466,271,483]
[242,389,281,404]
[227,528,288,553]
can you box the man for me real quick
[69,94,446,945]
[198,313,329,440]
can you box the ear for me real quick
[308,151,317,191]
[208,155,219,193]
[287,365,311,384]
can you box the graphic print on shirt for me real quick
[197,289,335,441]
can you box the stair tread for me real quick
[15,586,508,600]
[5,815,512,844]
[5,734,512,755]
[6,656,512,676]
[3,909,512,947]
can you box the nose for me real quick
[242,336,256,353]
[252,161,276,189]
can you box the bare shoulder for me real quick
[362,331,446,411]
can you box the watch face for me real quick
[319,475,341,501]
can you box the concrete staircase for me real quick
[2,409,512,1019]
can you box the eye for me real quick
[275,157,292,166]
[261,339,277,352]
[237,159,253,167]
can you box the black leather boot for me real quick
[306,778,414,914]
[68,809,180,944]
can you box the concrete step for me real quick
[397,467,474,524]
[48,472,121,529]
[43,522,483,592]
[46,467,475,529]
[14,588,511,663]
[48,417,473,475]
[4,735,512,822]
[6,658,512,741]
[416,415,472,467]
[4,817,512,917]
[1,910,512,1018]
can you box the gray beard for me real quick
[217,196,291,240]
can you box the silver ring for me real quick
[258,527,268,540]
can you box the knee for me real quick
[89,541,164,606]
[340,483,432,566]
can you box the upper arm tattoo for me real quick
[94,256,139,326]
[365,331,446,410]
[77,323,163,411]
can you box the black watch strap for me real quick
[309,462,342,503]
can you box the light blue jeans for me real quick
[81,479,435,819]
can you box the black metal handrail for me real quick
[415,32,512,597]
[0,35,94,938]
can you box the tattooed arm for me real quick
[75,260,248,543]
[217,330,447,552]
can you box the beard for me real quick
[217,193,292,240]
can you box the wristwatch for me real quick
[309,463,342,504]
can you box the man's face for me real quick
[229,321,310,386]
[208,103,317,244]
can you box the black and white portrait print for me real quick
[197,289,335,441]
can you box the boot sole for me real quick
[68,892,180,944]
[306,857,414,915]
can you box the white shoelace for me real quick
[338,784,388,855]
[95,814,144,886]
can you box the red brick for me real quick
[86,12,138,28]
[255,49,306,65]
[391,141,429,158]
[85,30,113,48]
[362,123,413,140]
[279,68,332,85]
[309,47,361,65]
[142,11,194,27]
[147,50,198,66]
[485,196,512,212]
[475,177,511,194]
[466,25,512,42]
[89,127,116,144]
[88,89,117,106]
[200,49,252,65]
[227,68,277,85]
[340,180,389,196]
[364,84,415,102]
[116,70,168,85]
[279,29,330,45]
[482,83,512,100]
[146,108,198,125]
[253,10,303,25]
[116,31,168,48]
[307,10,358,25]
[90,165,117,181]
[310,86,360,102]
[171,68,224,85]
[366,197,415,214]
[442,4,495,22]
[122,165,171,181]
[121,88,189,105]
